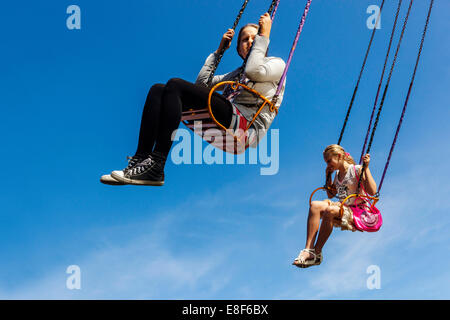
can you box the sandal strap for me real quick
[301,248,316,255]
[295,248,316,262]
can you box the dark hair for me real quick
[236,23,259,58]
[236,23,269,59]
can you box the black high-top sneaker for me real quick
[100,174,126,185]
[124,154,148,173]
[111,152,166,186]
[100,154,147,185]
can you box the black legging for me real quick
[135,78,233,157]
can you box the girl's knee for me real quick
[310,200,327,212]
[149,83,165,93]
[165,78,185,90]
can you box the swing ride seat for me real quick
[308,186,343,221]
[180,0,313,155]
[308,186,379,221]
[181,81,277,155]
[308,0,434,224]
[180,0,280,156]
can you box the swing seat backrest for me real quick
[181,108,247,155]
[181,81,278,155]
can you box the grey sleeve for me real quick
[195,52,237,87]
[244,35,286,82]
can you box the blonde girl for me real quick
[292,144,377,268]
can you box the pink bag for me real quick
[349,166,382,232]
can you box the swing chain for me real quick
[337,0,385,146]
[206,0,251,87]
[359,0,403,163]
[378,0,434,193]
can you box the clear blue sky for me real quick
[0,0,448,299]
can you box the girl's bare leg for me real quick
[314,205,340,254]
[305,201,327,248]
[293,201,328,264]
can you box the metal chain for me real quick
[377,0,434,193]
[357,0,414,194]
[235,0,280,85]
[359,0,403,164]
[206,0,251,87]
[272,0,313,107]
[337,0,386,145]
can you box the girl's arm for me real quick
[195,57,239,87]
[360,154,377,196]
[325,167,337,199]
[195,29,239,87]
[245,13,285,82]
[326,185,337,199]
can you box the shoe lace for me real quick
[126,155,145,170]
[129,157,155,175]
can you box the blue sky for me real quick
[0,0,448,299]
